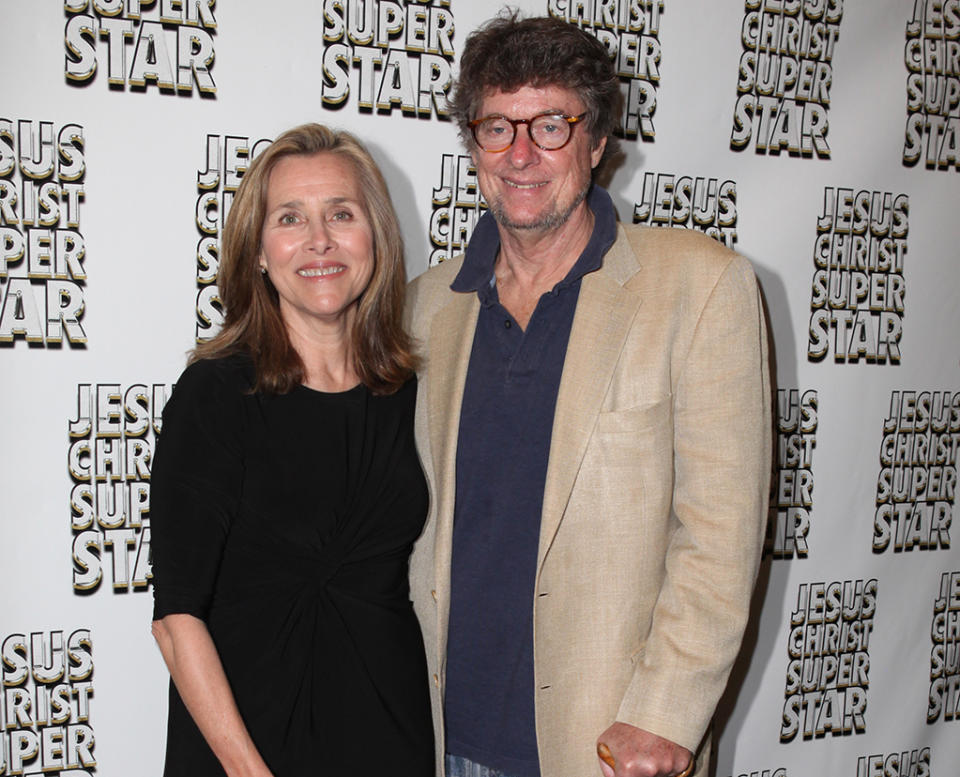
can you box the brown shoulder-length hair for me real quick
[192,123,417,395]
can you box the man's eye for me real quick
[538,117,564,133]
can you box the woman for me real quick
[150,124,433,777]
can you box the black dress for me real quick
[150,355,433,776]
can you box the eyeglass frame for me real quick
[467,111,588,153]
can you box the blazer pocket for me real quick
[594,395,673,437]
[584,396,673,484]
[568,397,673,532]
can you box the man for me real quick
[407,14,770,777]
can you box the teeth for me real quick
[298,266,345,277]
[507,181,546,189]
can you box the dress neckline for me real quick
[295,381,366,399]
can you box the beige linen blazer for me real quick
[406,223,771,777]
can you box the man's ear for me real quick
[591,137,607,169]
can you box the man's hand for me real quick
[596,722,693,777]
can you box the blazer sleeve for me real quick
[615,252,772,751]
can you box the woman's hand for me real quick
[153,614,275,777]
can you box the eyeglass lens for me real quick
[475,114,573,151]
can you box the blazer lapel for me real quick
[425,291,480,655]
[537,227,644,567]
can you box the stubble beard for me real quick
[488,180,591,232]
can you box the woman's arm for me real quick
[152,613,274,777]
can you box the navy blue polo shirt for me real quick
[444,186,617,777]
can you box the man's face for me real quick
[471,84,606,235]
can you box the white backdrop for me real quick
[1,2,958,776]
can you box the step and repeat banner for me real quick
[1,1,958,776]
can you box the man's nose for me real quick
[506,122,539,166]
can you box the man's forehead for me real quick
[478,84,585,114]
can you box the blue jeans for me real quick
[445,754,522,777]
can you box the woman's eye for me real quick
[332,210,352,221]
[279,213,298,225]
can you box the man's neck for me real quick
[493,202,595,329]
[496,202,594,287]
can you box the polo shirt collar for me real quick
[450,185,618,302]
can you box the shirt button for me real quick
[433,673,440,687]
[431,589,438,602]
[504,319,512,329]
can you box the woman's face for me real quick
[259,152,374,336]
